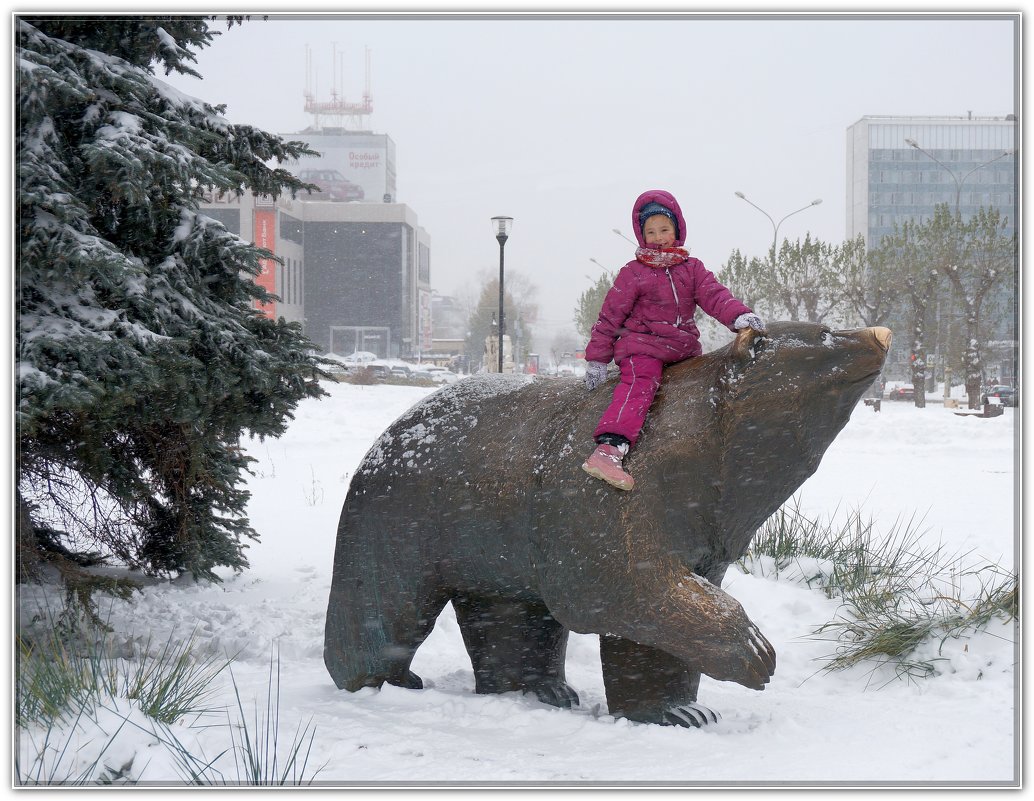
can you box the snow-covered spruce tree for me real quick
[574,271,614,342]
[16,16,326,604]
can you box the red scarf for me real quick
[635,246,690,269]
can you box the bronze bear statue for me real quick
[325,322,892,727]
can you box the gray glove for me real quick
[584,361,609,391]
[734,313,766,332]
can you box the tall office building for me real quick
[846,114,1018,383]
[846,114,1017,247]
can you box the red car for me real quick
[297,168,365,202]
[886,386,915,401]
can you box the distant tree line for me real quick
[719,204,1014,409]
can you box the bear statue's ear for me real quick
[731,327,763,363]
[720,327,765,390]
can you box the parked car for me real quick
[423,366,459,384]
[365,362,393,379]
[297,168,365,202]
[886,386,915,401]
[338,350,378,366]
[982,385,1016,407]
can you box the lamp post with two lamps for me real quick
[733,191,823,270]
[904,138,1014,217]
[490,216,514,373]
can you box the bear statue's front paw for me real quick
[736,620,777,689]
[662,703,721,728]
[695,615,777,690]
[524,678,580,709]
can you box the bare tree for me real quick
[839,234,901,328]
[768,234,847,323]
[882,204,1015,409]
[461,271,540,371]
[881,218,942,408]
[718,248,771,317]
[938,206,1016,408]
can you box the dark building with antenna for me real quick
[200,48,434,360]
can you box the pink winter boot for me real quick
[581,443,634,491]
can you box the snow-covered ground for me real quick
[16,378,1019,787]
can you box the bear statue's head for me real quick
[715,321,892,475]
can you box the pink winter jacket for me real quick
[585,189,752,365]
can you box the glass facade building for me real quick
[846,115,1017,247]
[846,115,1018,384]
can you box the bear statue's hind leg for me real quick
[600,634,720,728]
[453,593,580,709]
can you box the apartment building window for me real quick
[279,213,303,245]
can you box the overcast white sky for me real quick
[161,11,1018,350]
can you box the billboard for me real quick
[344,147,387,199]
[289,132,396,203]
[253,208,277,319]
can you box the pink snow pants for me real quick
[593,354,664,447]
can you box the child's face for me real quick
[642,214,677,247]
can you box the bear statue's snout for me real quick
[865,326,892,353]
[836,326,891,386]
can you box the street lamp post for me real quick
[491,216,514,373]
[734,191,822,269]
[905,137,1013,216]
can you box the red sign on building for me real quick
[253,209,277,319]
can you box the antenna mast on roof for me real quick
[304,44,373,131]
